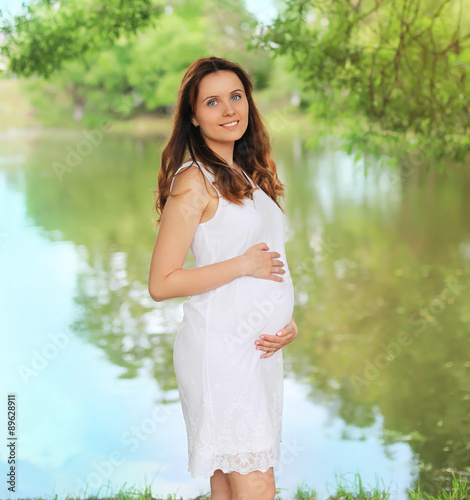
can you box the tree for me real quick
[252,0,470,169]
[0,0,163,78]
[7,0,276,125]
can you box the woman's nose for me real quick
[223,101,235,115]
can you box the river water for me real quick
[1,129,469,499]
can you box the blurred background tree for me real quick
[1,0,468,168]
[0,0,162,77]
[1,0,308,128]
[252,0,470,167]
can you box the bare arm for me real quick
[150,255,246,302]
[148,165,285,302]
[148,166,244,301]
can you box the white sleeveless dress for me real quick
[170,160,295,479]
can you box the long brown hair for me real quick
[153,56,286,227]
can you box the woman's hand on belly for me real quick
[240,242,286,282]
[254,314,299,359]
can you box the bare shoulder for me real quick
[170,163,217,198]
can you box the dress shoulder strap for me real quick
[195,160,256,190]
[169,163,192,192]
[170,160,221,196]
[193,161,221,195]
[169,160,256,193]
[241,169,256,189]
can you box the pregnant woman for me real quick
[148,56,298,500]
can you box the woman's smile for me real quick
[220,120,239,129]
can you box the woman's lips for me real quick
[220,120,239,130]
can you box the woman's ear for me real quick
[192,116,199,127]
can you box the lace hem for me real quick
[189,448,280,479]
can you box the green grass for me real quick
[293,479,317,499]
[407,472,470,500]
[325,471,393,499]
[13,471,470,500]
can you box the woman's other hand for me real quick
[241,242,285,282]
[254,315,299,359]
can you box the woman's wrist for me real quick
[234,255,249,277]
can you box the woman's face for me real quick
[191,70,249,148]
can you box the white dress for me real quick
[171,160,295,479]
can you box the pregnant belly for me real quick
[204,273,295,348]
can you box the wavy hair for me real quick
[153,56,286,227]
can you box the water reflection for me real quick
[1,130,469,499]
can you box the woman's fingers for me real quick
[256,331,294,358]
[256,341,280,350]
[255,329,294,350]
[260,351,275,359]
[269,256,285,280]
[254,318,299,358]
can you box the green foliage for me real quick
[295,480,317,499]
[408,472,470,500]
[329,472,392,499]
[195,0,272,90]
[253,0,470,167]
[121,12,210,111]
[9,0,277,124]
[0,0,163,78]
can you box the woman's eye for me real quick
[207,95,241,106]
